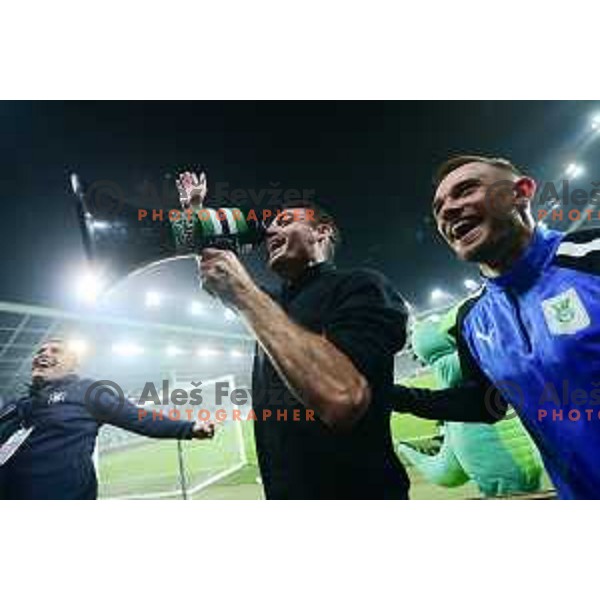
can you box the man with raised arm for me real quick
[197,198,410,499]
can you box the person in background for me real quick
[0,338,214,500]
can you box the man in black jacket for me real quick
[198,201,410,499]
[0,338,214,500]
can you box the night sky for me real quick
[1,100,598,312]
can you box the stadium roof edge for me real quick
[0,301,253,341]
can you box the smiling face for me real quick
[31,339,79,382]
[432,161,533,266]
[265,208,333,279]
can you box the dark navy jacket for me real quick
[0,375,194,500]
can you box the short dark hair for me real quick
[433,155,524,187]
[280,199,341,258]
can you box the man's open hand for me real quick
[176,170,207,209]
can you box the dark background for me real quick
[1,101,597,311]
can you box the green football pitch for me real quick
[98,414,482,500]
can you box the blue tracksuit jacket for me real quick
[0,375,194,499]
[394,226,600,499]
[455,226,600,498]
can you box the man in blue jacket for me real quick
[392,155,600,499]
[0,338,215,499]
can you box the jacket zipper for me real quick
[504,289,533,354]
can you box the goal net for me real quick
[97,374,248,499]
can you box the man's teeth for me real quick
[34,358,54,368]
[451,220,479,240]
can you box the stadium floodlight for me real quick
[565,163,584,178]
[145,291,162,308]
[229,349,244,359]
[463,278,480,292]
[112,342,144,357]
[90,220,110,230]
[197,346,220,358]
[591,114,600,130]
[224,308,237,321]
[67,338,88,356]
[75,270,104,304]
[189,301,205,316]
[166,345,182,357]
[430,288,452,304]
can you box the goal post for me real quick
[97,374,248,500]
[173,373,249,498]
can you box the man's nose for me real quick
[439,197,464,224]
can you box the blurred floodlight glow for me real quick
[229,349,244,359]
[145,291,162,308]
[197,346,220,358]
[463,278,479,292]
[190,301,204,316]
[224,308,237,321]
[75,270,104,304]
[91,220,110,230]
[565,163,584,178]
[112,342,144,357]
[166,345,182,357]
[430,288,452,303]
[592,114,600,130]
[67,338,88,356]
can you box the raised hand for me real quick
[176,170,207,209]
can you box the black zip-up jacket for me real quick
[0,375,194,499]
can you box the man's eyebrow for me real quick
[277,210,295,223]
[433,177,481,209]
[450,177,481,197]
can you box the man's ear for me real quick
[514,177,536,201]
[315,223,333,244]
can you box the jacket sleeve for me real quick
[85,383,195,439]
[0,402,21,444]
[390,296,508,424]
[554,227,600,276]
[389,381,505,423]
[323,269,408,385]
